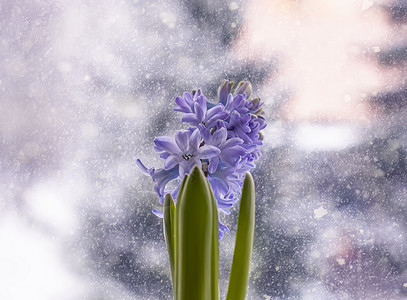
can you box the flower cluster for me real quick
[138,80,266,239]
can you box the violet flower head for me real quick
[199,124,246,174]
[154,128,220,178]
[179,92,229,128]
[174,89,203,113]
[138,80,267,239]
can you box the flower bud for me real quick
[217,80,234,105]
[233,81,252,99]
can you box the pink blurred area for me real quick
[234,0,403,122]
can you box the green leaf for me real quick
[175,166,214,300]
[226,172,255,300]
[163,194,175,284]
[205,178,220,300]
[172,174,188,299]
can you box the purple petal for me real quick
[152,209,164,218]
[258,116,266,130]
[198,123,211,142]
[220,208,231,215]
[218,231,224,240]
[240,113,251,122]
[164,154,179,170]
[236,130,252,144]
[206,104,224,120]
[189,128,201,151]
[175,130,189,153]
[243,144,258,152]
[159,152,171,159]
[152,167,179,200]
[220,149,242,166]
[170,183,182,205]
[179,163,188,179]
[225,94,234,109]
[233,94,245,106]
[223,145,246,157]
[217,201,234,209]
[199,144,221,159]
[154,136,179,154]
[174,96,192,113]
[197,95,208,115]
[242,124,251,133]
[217,80,234,105]
[208,156,219,174]
[179,158,201,178]
[219,221,230,233]
[194,89,202,98]
[211,127,227,146]
[136,159,154,176]
[182,113,199,124]
[233,81,252,98]
[216,180,230,194]
[216,120,227,130]
[222,137,243,148]
[193,102,204,123]
[183,92,194,107]
[205,111,229,128]
[236,106,249,114]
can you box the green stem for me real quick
[175,166,214,300]
[226,172,255,300]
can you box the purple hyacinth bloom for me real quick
[138,79,266,240]
[208,162,241,209]
[245,97,264,114]
[154,128,220,178]
[199,124,246,173]
[246,114,266,145]
[217,80,252,106]
[236,153,256,175]
[180,94,229,128]
[225,93,249,114]
[227,111,267,145]
[227,111,254,144]
[137,158,154,177]
[218,220,230,240]
[174,89,203,113]
[137,159,179,204]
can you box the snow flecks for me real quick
[372,46,381,53]
[336,257,346,265]
[313,206,328,219]
[159,11,177,29]
[228,2,239,11]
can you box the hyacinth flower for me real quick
[138,80,265,299]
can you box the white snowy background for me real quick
[1,0,407,299]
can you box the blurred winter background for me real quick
[1,0,407,299]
